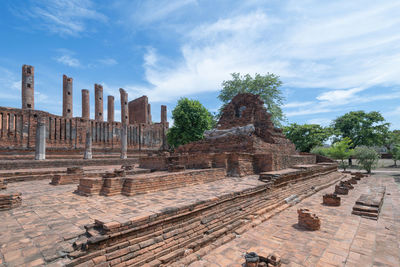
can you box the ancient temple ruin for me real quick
[140,93,317,175]
[0,65,168,157]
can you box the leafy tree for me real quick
[328,138,354,171]
[310,146,330,157]
[391,144,400,166]
[167,98,213,149]
[332,111,389,148]
[218,72,285,127]
[283,123,333,152]
[354,146,380,173]
[383,130,400,165]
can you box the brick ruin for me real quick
[0,65,168,156]
[140,93,319,174]
[1,90,354,266]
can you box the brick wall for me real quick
[0,107,167,151]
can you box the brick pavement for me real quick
[187,173,400,267]
[0,175,263,266]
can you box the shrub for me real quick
[328,138,354,171]
[310,146,330,157]
[354,146,380,173]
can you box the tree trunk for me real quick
[348,156,352,166]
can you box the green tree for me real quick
[283,123,333,152]
[354,146,380,173]
[332,111,389,148]
[167,98,213,149]
[328,138,354,171]
[391,144,400,166]
[218,72,285,126]
[383,130,400,165]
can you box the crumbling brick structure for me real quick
[0,65,169,153]
[323,193,341,206]
[297,208,320,230]
[140,93,320,175]
[62,75,73,118]
[0,193,22,211]
[128,95,151,124]
[22,65,34,110]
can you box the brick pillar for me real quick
[119,88,129,125]
[161,105,167,123]
[147,104,152,124]
[22,65,34,110]
[84,130,92,159]
[63,75,73,118]
[95,84,103,121]
[35,117,46,160]
[121,124,127,159]
[81,89,90,119]
[107,95,114,123]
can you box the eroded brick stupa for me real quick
[141,93,317,175]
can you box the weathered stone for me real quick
[323,193,341,206]
[297,208,320,230]
[35,117,46,160]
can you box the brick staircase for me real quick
[65,166,345,267]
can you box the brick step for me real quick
[66,170,344,267]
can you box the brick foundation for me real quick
[65,167,343,266]
[297,208,320,230]
[0,193,22,210]
[323,193,341,206]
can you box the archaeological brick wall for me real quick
[0,107,167,151]
[0,65,168,153]
[128,95,150,124]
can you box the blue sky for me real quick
[1,0,399,129]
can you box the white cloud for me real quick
[284,101,314,108]
[19,0,107,36]
[98,58,118,66]
[55,55,81,67]
[117,0,400,106]
[115,0,197,25]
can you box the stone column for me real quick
[147,104,152,124]
[35,118,46,160]
[63,75,73,117]
[22,65,34,110]
[119,88,128,125]
[120,124,127,159]
[81,89,90,119]
[95,84,103,121]
[107,95,114,123]
[84,130,92,159]
[161,105,167,123]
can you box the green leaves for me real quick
[218,72,285,127]
[353,146,380,173]
[166,98,214,149]
[332,111,390,148]
[283,123,333,152]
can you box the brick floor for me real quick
[0,175,263,266]
[188,173,400,267]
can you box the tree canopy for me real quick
[167,98,214,149]
[283,123,333,152]
[354,146,380,173]
[218,72,285,127]
[331,111,389,148]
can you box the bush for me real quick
[354,146,380,173]
[310,146,330,157]
[328,138,354,171]
[392,143,400,166]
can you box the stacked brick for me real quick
[66,167,342,266]
[297,208,320,230]
[323,193,341,206]
[75,178,103,196]
[0,178,6,190]
[0,193,22,211]
[122,169,226,196]
[50,167,84,185]
[100,178,125,196]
